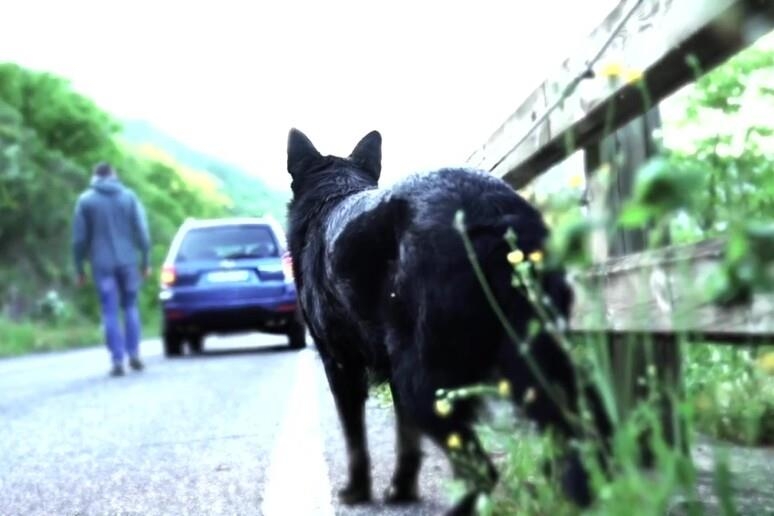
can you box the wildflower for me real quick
[447,432,463,450]
[507,250,524,265]
[757,352,774,375]
[624,68,644,84]
[497,379,511,398]
[524,387,537,404]
[600,62,623,78]
[435,398,453,417]
[568,171,584,189]
[528,250,543,263]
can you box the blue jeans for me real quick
[94,265,142,366]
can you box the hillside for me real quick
[0,62,282,327]
[120,119,289,223]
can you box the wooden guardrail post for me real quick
[584,106,687,455]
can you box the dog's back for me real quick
[333,169,577,424]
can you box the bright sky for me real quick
[0,0,617,191]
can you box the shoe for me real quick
[110,364,125,377]
[129,357,144,371]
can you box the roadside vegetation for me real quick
[0,63,289,357]
[440,32,774,515]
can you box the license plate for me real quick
[207,270,250,283]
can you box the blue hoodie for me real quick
[72,176,151,276]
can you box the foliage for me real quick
[436,32,774,516]
[120,119,290,223]
[684,345,774,446]
[447,220,703,516]
[535,34,774,448]
[0,62,287,344]
[663,36,774,243]
[0,312,101,357]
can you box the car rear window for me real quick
[176,225,279,262]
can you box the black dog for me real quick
[285,129,611,514]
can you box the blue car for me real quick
[158,216,305,356]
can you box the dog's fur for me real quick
[285,129,611,514]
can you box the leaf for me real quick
[527,319,542,339]
[632,157,705,213]
[725,231,750,265]
[475,494,495,516]
[748,125,774,138]
[618,202,652,229]
[744,223,774,261]
[549,217,594,266]
[712,454,738,516]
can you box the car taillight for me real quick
[160,266,176,286]
[281,253,294,281]
[276,303,297,313]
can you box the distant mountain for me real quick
[119,119,289,224]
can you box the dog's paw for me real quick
[384,482,419,504]
[338,482,372,505]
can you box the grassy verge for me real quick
[0,317,102,357]
[0,311,162,358]
[466,343,774,515]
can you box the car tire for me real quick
[188,334,204,354]
[164,333,183,357]
[287,319,306,350]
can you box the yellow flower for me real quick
[447,432,463,450]
[568,171,584,189]
[528,250,543,263]
[498,379,511,398]
[757,352,774,375]
[507,250,524,265]
[624,68,644,84]
[435,399,453,417]
[523,387,537,404]
[600,62,623,78]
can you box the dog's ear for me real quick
[287,128,322,177]
[349,130,382,180]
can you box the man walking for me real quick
[72,162,151,377]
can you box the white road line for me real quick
[261,349,334,516]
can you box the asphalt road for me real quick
[0,333,453,516]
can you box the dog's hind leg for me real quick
[320,352,372,504]
[384,380,423,504]
[399,377,497,515]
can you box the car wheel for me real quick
[163,333,183,357]
[287,319,306,350]
[188,334,204,354]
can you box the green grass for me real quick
[684,344,774,446]
[447,342,774,516]
[0,317,102,357]
[0,311,162,358]
[371,381,394,407]
[442,205,774,515]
